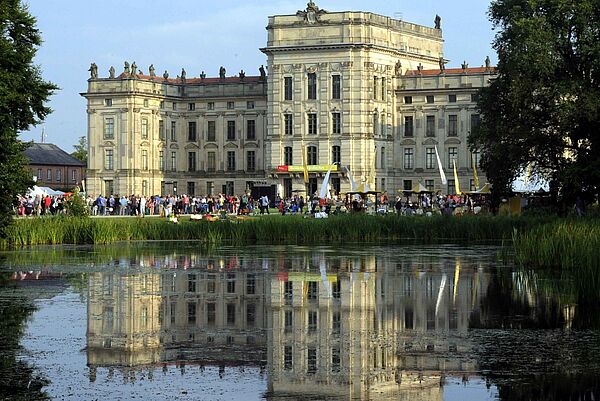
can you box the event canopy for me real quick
[28,186,65,197]
[399,182,432,194]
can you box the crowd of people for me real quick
[83,191,488,218]
[16,194,65,217]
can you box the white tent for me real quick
[28,186,65,197]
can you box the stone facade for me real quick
[83,2,492,198]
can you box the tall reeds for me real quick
[1,214,553,248]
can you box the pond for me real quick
[0,243,598,401]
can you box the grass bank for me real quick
[1,214,553,247]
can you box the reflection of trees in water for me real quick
[0,271,49,401]
[472,266,600,400]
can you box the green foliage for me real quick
[62,187,88,217]
[70,135,87,165]
[470,0,600,203]
[0,0,58,237]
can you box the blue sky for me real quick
[23,0,497,152]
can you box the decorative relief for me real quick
[331,63,341,71]
[306,65,318,73]
[296,1,327,24]
[283,65,293,73]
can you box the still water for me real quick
[0,243,599,401]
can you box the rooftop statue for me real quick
[131,61,137,77]
[149,64,155,78]
[219,66,226,79]
[259,65,266,80]
[124,61,130,75]
[181,68,186,83]
[88,63,98,79]
[394,60,402,76]
[439,57,446,73]
[485,56,491,70]
[163,70,169,80]
[434,14,441,29]
[239,70,245,79]
[200,71,206,79]
[109,66,115,79]
[297,0,326,24]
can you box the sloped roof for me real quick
[24,143,86,167]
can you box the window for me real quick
[332,280,341,299]
[284,346,293,370]
[207,102,214,110]
[307,281,318,300]
[246,101,255,109]
[246,304,256,327]
[246,120,256,140]
[284,114,293,136]
[404,96,412,104]
[284,281,293,301]
[404,148,414,169]
[227,120,236,141]
[207,152,216,172]
[170,121,177,141]
[188,102,195,111]
[227,151,236,171]
[449,94,457,103]
[104,117,114,139]
[448,147,458,170]
[332,75,341,99]
[308,310,317,333]
[104,99,112,107]
[448,179,456,195]
[470,179,477,191]
[187,182,195,196]
[207,303,216,325]
[307,348,317,374]
[308,177,317,196]
[227,303,235,325]
[332,146,341,164]
[284,146,293,166]
[188,151,196,172]
[425,179,435,192]
[471,93,480,102]
[381,77,386,101]
[307,113,317,135]
[373,113,378,136]
[332,348,341,372]
[332,177,341,194]
[104,180,114,197]
[332,312,341,334]
[426,95,435,104]
[332,112,341,134]
[104,149,114,170]
[426,115,436,137]
[470,114,481,131]
[246,274,256,294]
[284,77,293,101]
[381,113,386,136]
[426,147,435,169]
[207,121,216,141]
[448,115,458,136]
[403,180,413,191]
[307,73,317,100]
[404,116,414,137]
[405,308,414,330]
[206,181,214,195]
[284,178,292,198]
[227,101,234,109]
[143,99,149,108]
[373,76,378,99]
[188,121,197,141]
[246,151,256,172]
[171,151,177,171]
[56,169,61,182]
[227,273,236,293]
[141,118,148,139]
[159,151,165,171]
[471,149,481,169]
[380,147,386,169]
[172,102,177,111]
[71,169,77,182]
[284,310,293,332]
[160,101,165,109]
[307,146,317,165]
[188,273,197,292]
[141,149,148,170]
[159,120,165,140]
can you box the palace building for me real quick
[83,1,494,198]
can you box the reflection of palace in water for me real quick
[86,251,488,399]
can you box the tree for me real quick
[469,0,600,207]
[0,0,57,234]
[71,135,87,165]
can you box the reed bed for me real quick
[1,214,553,248]
[513,219,600,271]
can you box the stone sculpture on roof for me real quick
[181,68,186,83]
[124,61,130,75]
[485,56,491,70]
[297,1,326,24]
[109,66,115,79]
[163,70,169,80]
[88,63,98,79]
[394,60,402,76]
[219,66,226,79]
[149,64,155,78]
[439,57,446,73]
[259,65,266,80]
[131,61,137,77]
[434,14,441,29]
